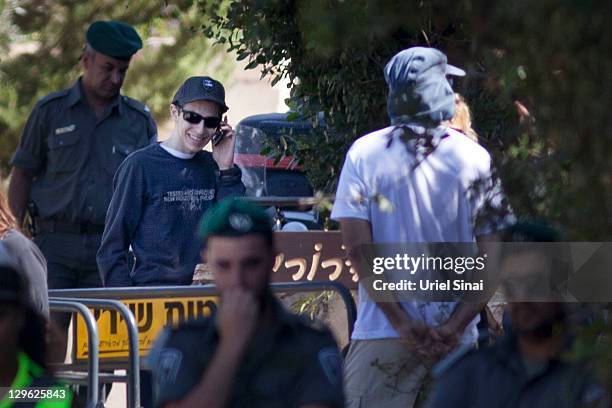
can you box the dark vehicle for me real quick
[234,113,321,230]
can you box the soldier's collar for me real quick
[68,78,123,115]
[116,95,126,116]
[67,79,84,107]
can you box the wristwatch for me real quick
[217,165,242,182]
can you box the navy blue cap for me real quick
[172,76,229,113]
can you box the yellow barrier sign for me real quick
[75,297,217,360]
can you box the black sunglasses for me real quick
[178,107,221,128]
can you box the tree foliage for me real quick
[202,0,611,240]
[466,0,612,240]
[0,0,233,171]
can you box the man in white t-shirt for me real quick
[331,47,510,407]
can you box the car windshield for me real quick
[234,123,313,198]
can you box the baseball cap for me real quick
[199,198,273,242]
[172,76,229,113]
[86,20,143,61]
[384,46,465,126]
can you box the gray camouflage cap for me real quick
[384,47,465,126]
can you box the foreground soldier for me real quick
[428,302,606,408]
[428,223,606,408]
[150,199,344,408]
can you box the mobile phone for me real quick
[212,116,227,146]
[212,128,224,146]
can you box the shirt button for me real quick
[88,206,93,212]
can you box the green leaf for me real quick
[244,59,259,70]
[236,51,250,61]
[286,111,299,121]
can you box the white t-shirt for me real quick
[160,143,196,159]
[331,125,507,343]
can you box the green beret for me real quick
[199,198,273,241]
[507,220,561,242]
[86,20,142,61]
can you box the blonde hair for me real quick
[0,188,17,238]
[448,93,479,142]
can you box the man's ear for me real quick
[80,53,88,71]
[81,49,95,70]
[170,104,180,121]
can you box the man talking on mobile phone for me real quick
[97,76,245,287]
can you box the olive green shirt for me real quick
[10,79,157,224]
[150,299,344,408]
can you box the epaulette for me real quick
[38,89,70,106]
[122,95,153,118]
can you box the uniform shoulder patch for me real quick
[317,346,342,386]
[157,347,183,385]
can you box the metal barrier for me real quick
[48,280,356,403]
[49,300,99,408]
[49,281,356,337]
[51,298,140,408]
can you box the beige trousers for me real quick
[344,339,432,408]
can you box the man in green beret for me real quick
[7,20,156,356]
[149,198,344,408]
[8,20,155,288]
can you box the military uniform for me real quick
[427,334,605,408]
[9,79,156,288]
[149,299,344,408]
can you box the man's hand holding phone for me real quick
[212,116,236,170]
